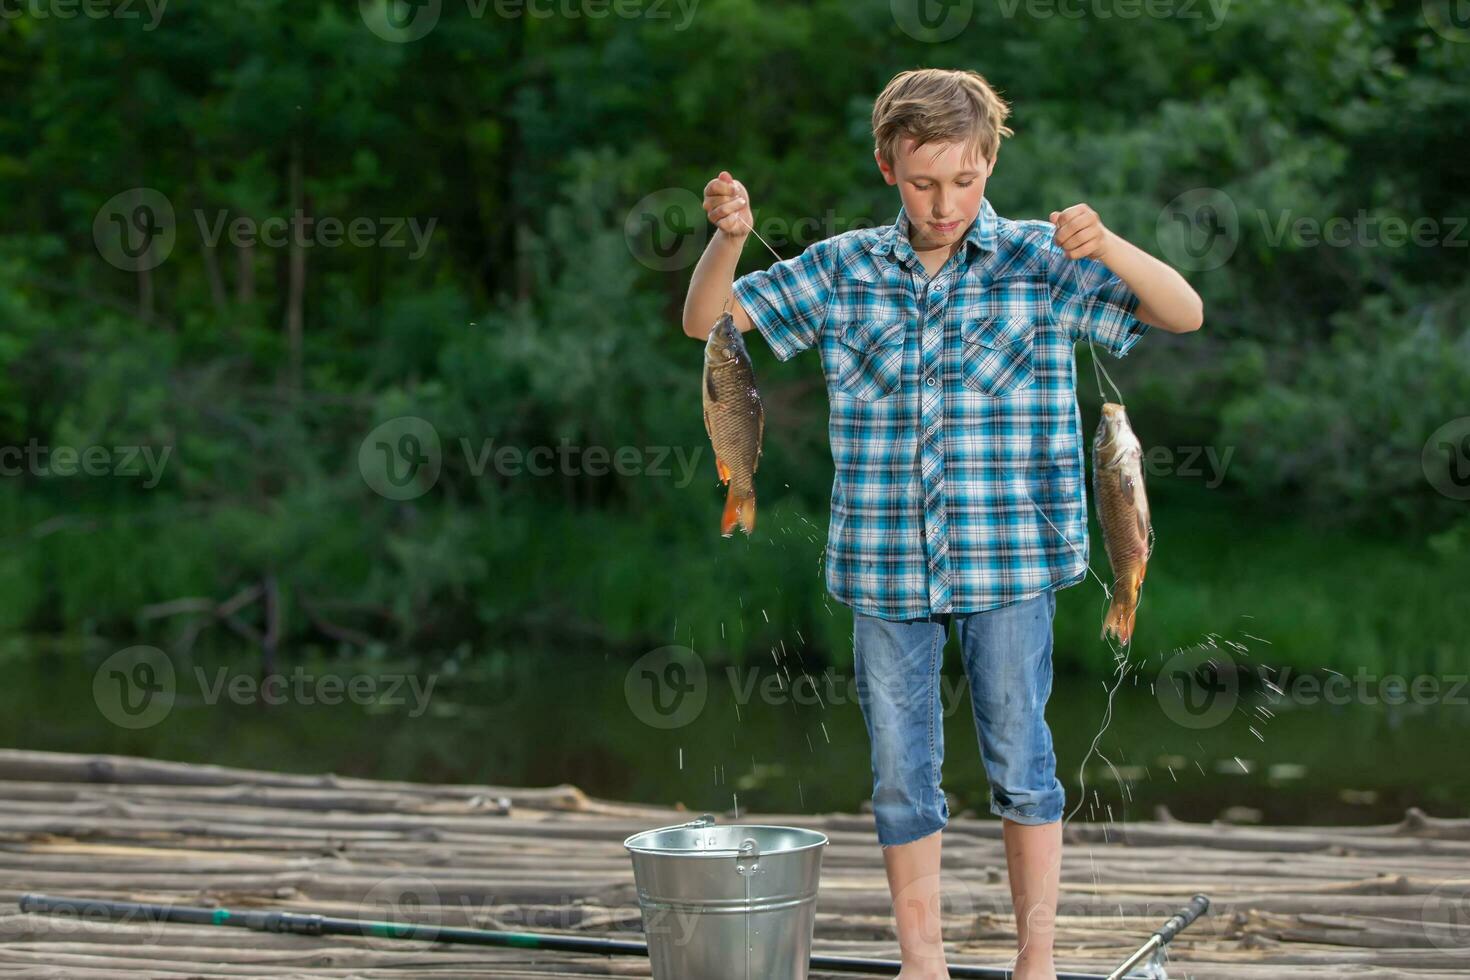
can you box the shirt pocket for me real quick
[960,314,1035,397]
[832,319,907,401]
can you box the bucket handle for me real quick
[734,837,761,876]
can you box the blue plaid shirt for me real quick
[733,198,1149,621]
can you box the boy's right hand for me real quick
[703,171,753,239]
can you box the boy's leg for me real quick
[954,589,1065,978]
[880,829,947,978]
[1002,818,1062,976]
[852,610,951,977]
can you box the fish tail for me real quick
[721,490,756,537]
[1102,564,1145,645]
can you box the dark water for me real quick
[5,638,1466,828]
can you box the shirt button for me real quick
[927,424,938,435]
[926,377,937,387]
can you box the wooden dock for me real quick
[0,749,1465,978]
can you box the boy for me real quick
[681,68,1202,980]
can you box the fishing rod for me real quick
[19,892,1208,979]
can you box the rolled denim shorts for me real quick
[852,589,1065,847]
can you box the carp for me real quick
[1093,402,1153,645]
[701,312,764,536]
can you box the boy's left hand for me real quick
[1050,203,1112,261]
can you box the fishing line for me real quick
[723,210,788,313]
[1066,252,1125,406]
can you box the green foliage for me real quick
[0,1,1464,676]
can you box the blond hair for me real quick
[871,68,1014,168]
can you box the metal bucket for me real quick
[624,813,828,980]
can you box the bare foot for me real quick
[896,969,951,980]
[1011,957,1057,980]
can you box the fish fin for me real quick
[702,406,714,443]
[1102,573,1141,646]
[720,490,756,537]
[721,490,737,537]
[715,456,730,483]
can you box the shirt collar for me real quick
[870,197,998,269]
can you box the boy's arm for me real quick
[683,171,835,361]
[683,172,756,340]
[1051,203,1204,334]
[684,230,756,339]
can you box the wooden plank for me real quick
[0,750,1464,978]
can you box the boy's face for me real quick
[875,136,995,253]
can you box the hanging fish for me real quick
[1092,402,1153,644]
[701,312,764,536]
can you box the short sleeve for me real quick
[1047,244,1149,359]
[731,237,836,362]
